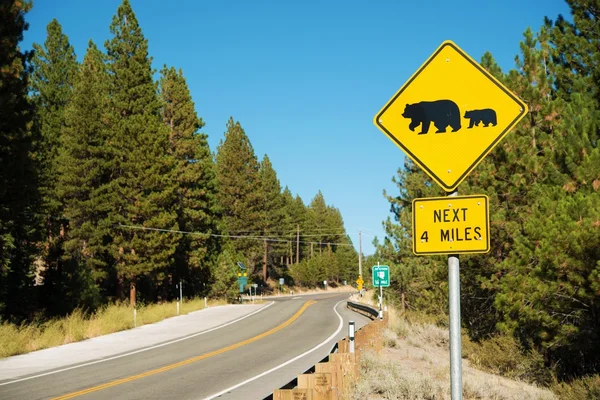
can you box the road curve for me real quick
[0,292,371,400]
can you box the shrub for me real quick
[462,334,551,385]
[551,374,600,400]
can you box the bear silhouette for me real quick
[402,100,461,134]
[464,109,497,128]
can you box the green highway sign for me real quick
[372,265,390,287]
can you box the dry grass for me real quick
[384,306,449,350]
[350,349,448,399]
[348,306,556,400]
[0,297,225,359]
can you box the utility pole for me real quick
[310,242,313,258]
[263,239,268,281]
[296,224,300,265]
[359,230,363,278]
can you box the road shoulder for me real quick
[0,302,271,383]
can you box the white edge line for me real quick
[0,301,275,387]
[202,299,345,400]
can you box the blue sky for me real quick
[22,0,571,256]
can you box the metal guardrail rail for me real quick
[346,300,379,319]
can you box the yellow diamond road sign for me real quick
[412,195,490,255]
[374,40,528,192]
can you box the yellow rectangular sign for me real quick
[412,195,490,255]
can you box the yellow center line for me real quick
[52,300,317,400]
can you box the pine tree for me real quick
[104,0,179,300]
[307,191,329,255]
[334,239,358,285]
[30,18,78,215]
[292,194,309,263]
[0,0,41,321]
[258,154,284,280]
[159,65,221,298]
[56,40,112,311]
[378,158,447,315]
[29,18,78,314]
[215,117,262,272]
[209,244,241,300]
[326,207,355,283]
[280,186,298,265]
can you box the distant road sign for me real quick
[237,276,247,293]
[356,276,364,291]
[372,265,390,287]
[412,195,490,255]
[373,40,528,192]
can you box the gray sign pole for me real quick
[348,321,355,353]
[448,189,462,399]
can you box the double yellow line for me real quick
[52,300,316,399]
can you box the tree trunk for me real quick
[130,281,136,308]
[401,291,406,314]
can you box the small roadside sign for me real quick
[238,276,247,293]
[372,265,390,287]
[356,276,364,291]
[412,195,490,255]
[373,40,528,192]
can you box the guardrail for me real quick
[268,315,387,399]
[346,300,379,320]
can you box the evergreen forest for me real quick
[0,0,358,322]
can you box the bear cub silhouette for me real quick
[464,109,497,128]
[402,100,461,134]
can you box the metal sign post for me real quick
[349,321,355,353]
[379,283,383,320]
[372,263,390,320]
[447,190,462,399]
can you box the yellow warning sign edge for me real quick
[373,40,529,192]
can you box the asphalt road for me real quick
[0,292,371,400]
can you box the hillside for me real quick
[349,293,554,399]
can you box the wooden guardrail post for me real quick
[273,388,313,400]
[297,373,332,399]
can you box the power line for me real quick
[225,229,348,235]
[116,224,355,247]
